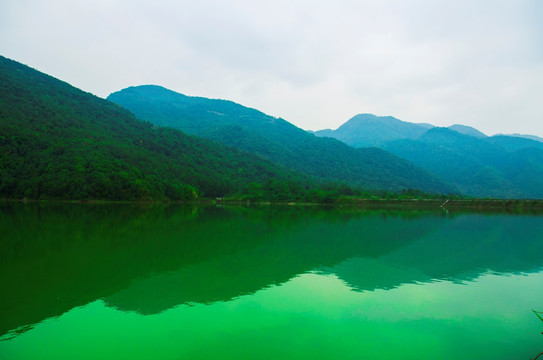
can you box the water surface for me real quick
[1,203,542,359]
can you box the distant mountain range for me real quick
[505,133,543,143]
[0,55,452,201]
[2,53,541,199]
[108,86,452,194]
[315,114,543,198]
[315,114,435,148]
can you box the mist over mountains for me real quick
[315,114,543,198]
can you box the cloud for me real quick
[1,0,542,136]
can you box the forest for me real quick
[0,56,307,201]
[108,85,454,195]
[2,56,449,202]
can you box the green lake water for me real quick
[1,203,542,359]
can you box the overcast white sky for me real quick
[1,0,542,136]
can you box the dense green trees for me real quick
[233,180,451,203]
[382,128,543,198]
[0,56,461,202]
[108,85,453,194]
[314,113,543,199]
[0,56,309,201]
[315,114,432,147]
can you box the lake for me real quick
[1,203,542,359]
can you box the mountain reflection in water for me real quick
[1,203,542,340]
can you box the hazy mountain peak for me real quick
[340,113,401,127]
[111,84,189,99]
[108,87,453,193]
[315,113,433,147]
[448,124,487,138]
[419,127,491,146]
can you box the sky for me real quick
[1,0,542,136]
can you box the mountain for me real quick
[506,133,543,143]
[383,128,543,198]
[0,56,307,200]
[487,135,543,152]
[108,86,453,194]
[316,114,543,198]
[383,128,512,198]
[448,124,487,138]
[314,113,433,147]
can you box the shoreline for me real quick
[2,198,543,212]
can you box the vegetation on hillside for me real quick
[108,86,453,194]
[315,113,432,147]
[232,180,453,203]
[384,128,543,198]
[314,113,543,199]
[0,56,311,201]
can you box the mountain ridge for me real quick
[314,113,433,148]
[315,113,543,198]
[448,124,487,138]
[108,86,454,194]
[0,56,311,200]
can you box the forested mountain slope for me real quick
[315,114,433,148]
[108,86,453,194]
[0,56,306,200]
[315,114,543,198]
[383,128,543,198]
